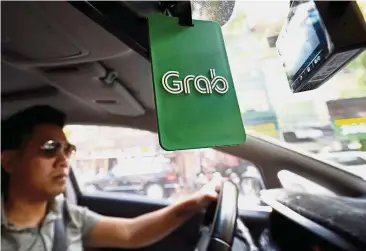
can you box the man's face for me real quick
[6,124,74,200]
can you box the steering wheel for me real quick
[196,181,239,251]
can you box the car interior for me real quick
[2,1,366,251]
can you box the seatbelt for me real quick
[52,200,69,251]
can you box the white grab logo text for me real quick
[162,69,229,95]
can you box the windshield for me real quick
[66,1,366,205]
[220,1,366,157]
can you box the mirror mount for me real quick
[158,1,194,27]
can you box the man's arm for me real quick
[86,187,218,248]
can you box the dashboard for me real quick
[258,211,345,251]
[248,189,365,251]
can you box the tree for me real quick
[344,1,366,91]
[340,50,366,152]
[346,51,366,89]
[337,51,366,99]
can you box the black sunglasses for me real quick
[40,140,76,158]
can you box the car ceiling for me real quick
[1,1,156,126]
[2,1,366,198]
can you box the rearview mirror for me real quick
[159,1,236,27]
[191,0,236,26]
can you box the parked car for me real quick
[194,161,265,205]
[278,151,366,194]
[84,158,179,199]
[317,151,366,180]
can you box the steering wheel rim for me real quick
[197,181,239,251]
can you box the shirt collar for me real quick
[1,195,62,231]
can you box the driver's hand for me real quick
[198,176,224,198]
[177,177,226,216]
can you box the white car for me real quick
[278,151,366,195]
[317,151,366,180]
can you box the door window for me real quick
[65,125,266,209]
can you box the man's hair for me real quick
[1,105,66,200]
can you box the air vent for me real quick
[43,66,80,74]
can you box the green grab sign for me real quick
[162,69,229,95]
[148,14,246,150]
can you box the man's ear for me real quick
[1,151,17,173]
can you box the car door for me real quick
[65,125,270,251]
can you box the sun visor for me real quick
[43,63,145,117]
